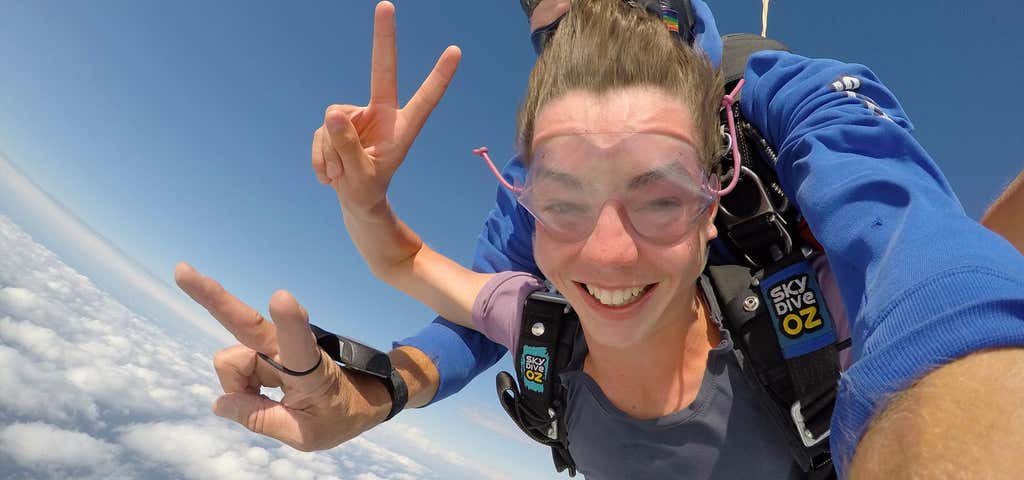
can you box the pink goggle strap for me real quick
[473,147,523,194]
[710,78,744,196]
[473,79,745,198]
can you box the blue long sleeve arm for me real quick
[741,51,1024,476]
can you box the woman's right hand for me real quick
[312,1,461,221]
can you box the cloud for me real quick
[367,421,508,480]
[0,343,102,425]
[116,419,413,480]
[113,419,432,480]
[458,404,535,447]
[0,422,121,467]
[0,214,477,479]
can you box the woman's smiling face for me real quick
[530,86,718,350]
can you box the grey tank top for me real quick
[558,312,802,479]
[470,272,804,479]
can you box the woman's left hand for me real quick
[312,1,461,222]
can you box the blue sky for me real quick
[1,1,1022,478]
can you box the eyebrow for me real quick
[533,162,695,192]
[532,166,584,190]
[628,161,697,191]
[627,169,667,191]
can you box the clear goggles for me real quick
[473,81,744,246]
[477,132,718,245]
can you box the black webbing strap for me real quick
[725,210,793,265]
[715,34,800,269]
[515,292,571,411]
[721,33,791,85]
[706,265,837,476]
[716,102,798,268]
[496,289,579,476]
[788,347,839,442]
[759,254,840,445]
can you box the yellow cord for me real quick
[761,0,770,37]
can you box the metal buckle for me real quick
[791,401,830,448]
[717,165,794,267]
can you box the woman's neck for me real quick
[583,287,721,419]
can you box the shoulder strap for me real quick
[712,34,840,477]
[496,288,580,476]
[714,34,826,268]
[705,263,838,478]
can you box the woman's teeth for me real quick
[585,284,651,307]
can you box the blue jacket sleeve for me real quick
[393,155,541,403]
[741,51,1024,476]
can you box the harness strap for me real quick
[496,288,580,476]
[706,265,837,476]
[516,290,571,410]
[759,254,840,448]
[714,34,814,269]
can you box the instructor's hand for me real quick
[311,1,460,221]
[174,262,392,451]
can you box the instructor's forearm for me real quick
[390,345,441,408]
[345,346,440,432]
[981,169,1024,254]
[850,348,1024,478]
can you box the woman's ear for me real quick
[704,197,720,242]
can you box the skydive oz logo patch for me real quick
[760,261,836,359]
[768,273,823,338]
[520,345,549,393]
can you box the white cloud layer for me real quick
[0,215,494,479]
[0,422,121,467]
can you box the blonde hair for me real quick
[518,0,724,169]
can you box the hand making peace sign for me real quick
[175,263,380,451]
[175,1,454,451]
[313,1,461,220]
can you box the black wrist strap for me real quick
[309,324,408,422]
[383,366,408,421]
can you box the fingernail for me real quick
[327,162,341,180]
